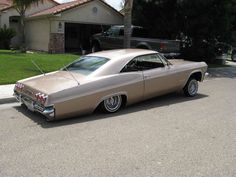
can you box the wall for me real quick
[0,0,56,48]
[25,18,50,51]
[49,0,123,34]
[0,8,18,27]
[0,0,56,28]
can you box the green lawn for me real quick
[0,50,79,85]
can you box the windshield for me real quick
[63,56,109,75]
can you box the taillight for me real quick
[35,93,48,104]
[15,83,24,91]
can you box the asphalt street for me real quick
[0,76,236,177]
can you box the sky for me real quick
[56,0,122,10]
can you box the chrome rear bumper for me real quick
[14,92,55,120]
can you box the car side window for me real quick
[121,54,165,73]
[106,26,119,37]
[158,53,170,66]
[137,54,165,70]
[121,58,141,72]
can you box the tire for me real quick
[183,78,198,97]
[91,42,101,53]
[101,95,122,113]
[232,53,236,62]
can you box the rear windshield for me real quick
[63,56,109,75]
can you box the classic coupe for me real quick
[14,49,208,121]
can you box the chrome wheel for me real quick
[103,95,122,113]
[184,78,198,97]
[188,79,198,96]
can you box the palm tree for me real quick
[123,0,134,48]
[13,0,42,52]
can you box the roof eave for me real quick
[26,14,54,20]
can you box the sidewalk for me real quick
[0,84,16,104]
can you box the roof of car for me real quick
[86,49,158,77]
[87,49,158,61]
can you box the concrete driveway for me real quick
[0,74,236,177]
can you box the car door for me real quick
[139,54,181,99]
[119,58,145,105]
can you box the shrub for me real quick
[0,25,16,49]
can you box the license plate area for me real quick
[22,97,34,112]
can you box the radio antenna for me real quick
[63,67,80,86]
[31,60,45,76]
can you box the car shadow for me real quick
[14,92,208,128]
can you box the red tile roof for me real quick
[0,0,12,10]
[0,0,12,6]
[29,0,91,18]
[29,0,123,18]
[0,0,59,11]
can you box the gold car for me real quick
[14,49,208,121]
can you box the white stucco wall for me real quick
[25,18,50,51]
[0,0,57,28]
[0,8,18,27]
[49,0,123,34]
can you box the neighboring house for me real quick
[0,0,123,53]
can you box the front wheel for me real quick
[101,95,122,113]
[183,78,198,97]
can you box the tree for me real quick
[123,0,134,48]
[0,25,16,49]
[132,0,236,62]
[13,0,42,52]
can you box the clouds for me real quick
[55,0,122,10]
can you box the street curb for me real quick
[0,97,17,105]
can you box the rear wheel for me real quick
[183,78,198,97]
[101,95,122,113]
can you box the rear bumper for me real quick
[14,92,55,120]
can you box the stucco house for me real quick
[0,0,123,53]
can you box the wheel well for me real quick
[121,95,127,107]
[95,94,127,111]
[190,72,202,81]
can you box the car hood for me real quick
[18,71,86,95]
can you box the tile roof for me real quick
[0,0,59,11]
[28,0,123,18]
[0,0,12,6]
[29,0,91,18]
[0,0,12,10]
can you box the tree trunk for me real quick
[19,13,26,52]
[123,0,133,48]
